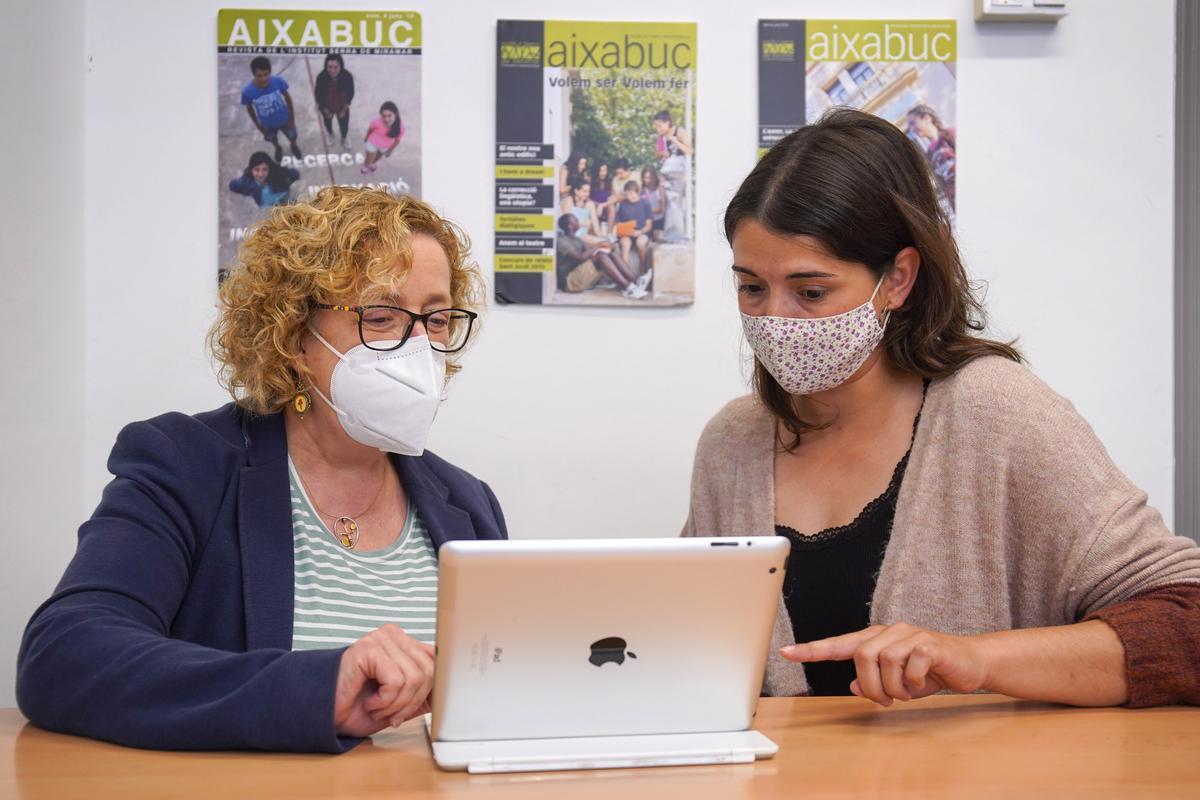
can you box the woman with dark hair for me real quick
[640,165,665,242]
[589,160,613,224]
[684,108,1200,708]
[361,101,404,175]
[558,151,588,199]
[559,181,605,247]
[228,151,300,207]
[313,52,356,149]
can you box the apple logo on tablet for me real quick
[589,637,637,667]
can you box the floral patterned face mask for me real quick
[741,275,890,396]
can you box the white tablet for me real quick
[430,536,788,755]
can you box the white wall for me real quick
[0,2,86,709]
[0,0,1177,707]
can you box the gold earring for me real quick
[293,383,311,417]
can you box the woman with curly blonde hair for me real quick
[17,187,507,753]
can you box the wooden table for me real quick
[2,695,1198,799]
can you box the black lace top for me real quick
[774,388,925,696]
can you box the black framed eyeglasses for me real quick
[313,303,478,353]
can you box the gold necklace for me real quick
[297,465,389,549]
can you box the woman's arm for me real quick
[784,620,1126,706]
[482,481,508,538]
[386,124,404,156]
[1085,583,1200,706]
[313,73,325,109]
[785,582,1200,707]
[16,418,355,752]
[801,362,1195,705]
[673,127,694,156]
[228,174,251,195]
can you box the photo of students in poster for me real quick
[494,20,697,307]
[652,109,692,241]
[555,213,648,299]
[360,101,405,175]
[313,52,355,150]
[217,9,422,281]
[758,19,957,224]
[906,103,956,210]
[227,151,300,207]
[240,56,303,164]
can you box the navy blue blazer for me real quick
[16,404,507,753]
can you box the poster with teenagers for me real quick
[494,20,696,307]
[217,9,422,280]
[758,19,956,225]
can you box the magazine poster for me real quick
[217,9,422,280]
[494,20,697,306]
[758,19,956,224]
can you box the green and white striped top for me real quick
[288,457,438,650]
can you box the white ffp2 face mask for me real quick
[741,275,890,396]
[306,326,446,455]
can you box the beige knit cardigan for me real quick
[683,356,1200,696]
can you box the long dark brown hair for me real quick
[725,108,1020,449]
[380,101,402,139]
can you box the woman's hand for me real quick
[334,624,436,737]
[782,623,989,706]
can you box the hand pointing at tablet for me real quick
[782,620,1127,707]
[782,624,986,705]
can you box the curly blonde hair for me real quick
[210,187,485,415]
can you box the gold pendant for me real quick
[333,516,360,549]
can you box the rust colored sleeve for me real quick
[1084,583,1200,707]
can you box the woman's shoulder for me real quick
[931,356,1065,413]
[688,396,775,514]
[113,403,256,469]
[695,395,774,456]
[927,355,1091,447]
[406,450,506,535]
[102,404,262,516]
[407,450,501,508]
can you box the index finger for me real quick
[782,626,886,662]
